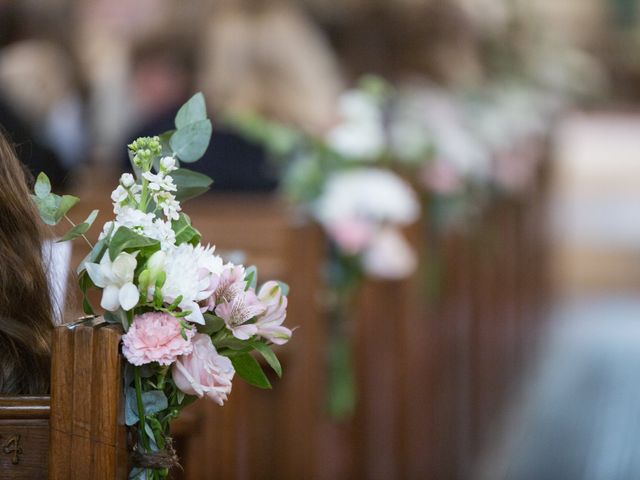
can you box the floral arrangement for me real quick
[32,93,292,479]
[228,77,421,417]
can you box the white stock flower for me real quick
[111,185,128,204]
[163,243,225,324]
[160,156,178,172]
[110,206,176,250]
[143,171,177,192]
[120,173,135,188]
[85,252,139,311]
[154,191,181,221]
[314,168,420,228]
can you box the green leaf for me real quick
[175,92,207,129]
[229,352,272,389]
[158,129,176,157]
[198,313,225,335]
[172,168,213,202]
[77,229,110,274]
[56,195,80,221]
[57,209,98,242]
[170,119,212,163]
[244,266,258,291]
[34,172,51,198]
[78,271,95,315]
[124,388,168,426]
[250,341,282,378]
[108,226,160,261]
[172,213,201,246]
[32,194,59,225]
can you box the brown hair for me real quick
[0,132,52,394]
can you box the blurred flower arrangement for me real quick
[32,94,292,479]
[229,77,422,418]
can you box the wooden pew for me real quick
[0,396,50,479]
[0,319,127,480]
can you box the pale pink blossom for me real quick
[122,312,195,366]
[207,265,246,309]
[215,290,265,340]
[255,281,292,345]
[420,158,463,195]
[325,219,375,255]
[362,228,417,280]
[172,334,235,406]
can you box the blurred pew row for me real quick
[0,159,549,479]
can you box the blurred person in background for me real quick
[201,0,343,135]
[0,41,87,173]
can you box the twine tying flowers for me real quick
[130,440,180,471]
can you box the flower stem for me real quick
[134,367,150,451]
[63,214,93,248]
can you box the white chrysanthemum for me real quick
[314,168,420,227]
[101,206,176,251]
[326,90,385,160]
[163,243,225,324]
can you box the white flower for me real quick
[109,206,176,251]
[160,156,177,173]
[163,243,225,324]
[255,281,291,345]
[85,252,139,311]
[111,185,128,204]
[314,168,420,227]
[120,173,135,188]
[142,171,177,192]
[154,191,181,221]
[362,227,417,280]
[326,90,385,160]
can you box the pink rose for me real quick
[326,219,375,255]
[122,312,195,366]
[172,334,235,406]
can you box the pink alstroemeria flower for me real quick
[255,281,292,345]
[215,290,265,340]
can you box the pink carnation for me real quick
[122,312,195,366]
[172,334,235,406]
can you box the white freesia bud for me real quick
[147,250,166,283]
[120,173,135,188]
[160,156,177,172]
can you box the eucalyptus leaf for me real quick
[108,226,160,261]
[56,195,80,221]
[172,168,213,202]
[32,194,59,225]
[57,209,98,242]
[170,118,212,163]
[34,172,51,198]
[78,271,95,315]
[76,230,110,274]
[124,388,168,426]
[175,92,207,129]
[250,341,282,378]
[229,352,272,389]
[158,129,176,157]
